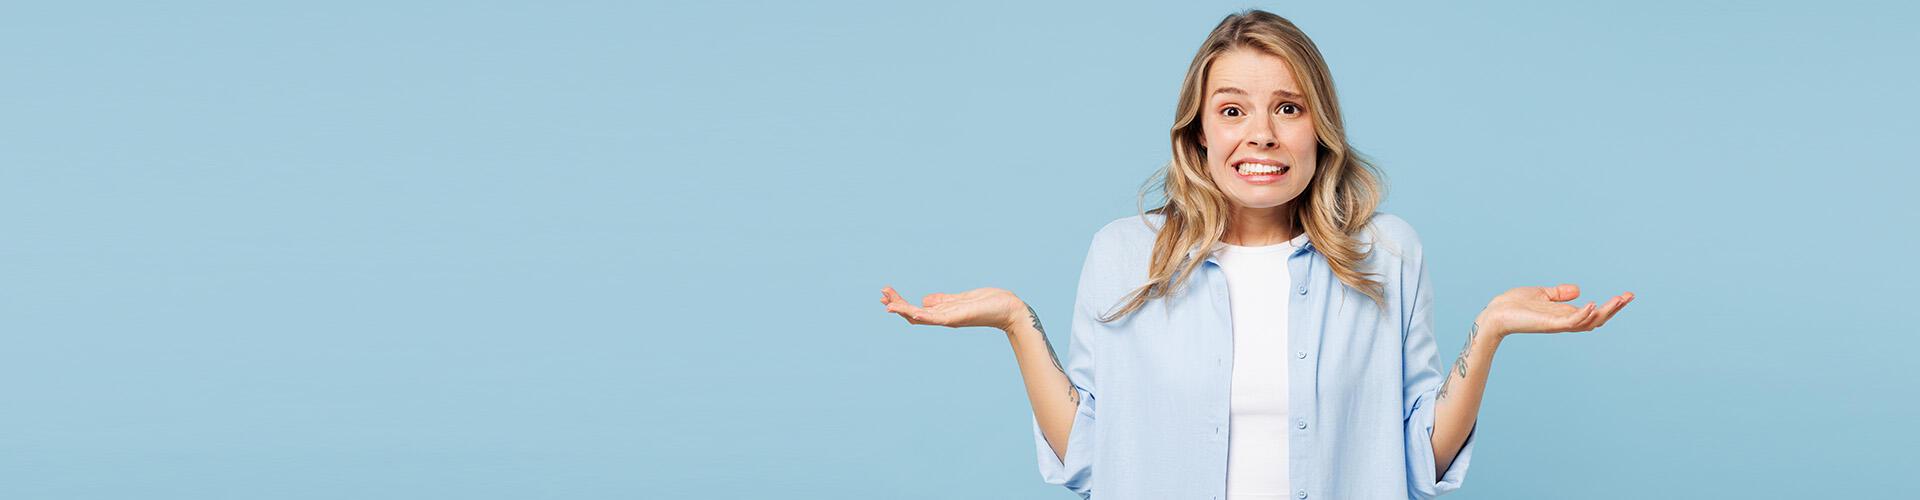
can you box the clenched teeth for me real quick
[1236,163,1287,175]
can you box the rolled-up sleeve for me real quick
[1032,387,1095,497]
[1396,225,1477,499]
[1033,227,1112,498]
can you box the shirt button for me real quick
[1215,426,1222,434]
[1297,490,1308,499]
[1295,351,1307,359]
[1297,285,1307,295]
[1296,419,1308,430]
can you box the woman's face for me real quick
[1199,48,1318,212]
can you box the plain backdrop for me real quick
[3,1,1916,498]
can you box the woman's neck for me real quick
[1223,204,1300,246]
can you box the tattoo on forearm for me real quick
[1028,303,1080,405]
[1438,321,1478,401]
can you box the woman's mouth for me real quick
[1234,161,1289,185]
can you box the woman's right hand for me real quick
[880,285,1028,332]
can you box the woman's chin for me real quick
[1225,197,1300,211]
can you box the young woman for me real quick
[880,10,1632,500]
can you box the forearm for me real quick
[1431,313,1505,477]
[1004,303,1079,462]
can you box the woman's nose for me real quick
[1248,121,1277,148]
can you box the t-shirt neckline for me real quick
[1215,232,1310,255]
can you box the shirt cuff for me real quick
[1032,388,1095,498]
[1406,390,1477,499]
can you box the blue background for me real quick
[3,1,1915,498]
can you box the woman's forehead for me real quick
[1207,49,1302,98]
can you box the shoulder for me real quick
[1357,211,1424,268]
[1092,213,1164,246]
[1072,214,1161,299]
[1362,212,1421,250]
[1084,213,1168,266]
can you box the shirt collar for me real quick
[1195,231,1315,266]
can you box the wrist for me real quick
[1002,297,1033,335]
[1473,310,1510,342]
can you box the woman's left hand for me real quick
[1477,284,1633,338]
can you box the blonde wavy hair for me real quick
[1100,9,1388,322]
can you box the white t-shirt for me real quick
[1213,234,1305,500]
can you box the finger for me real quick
[1544,283,1581,302]
[1571,301,1602,331]
[886,304,924,323]
[884,287,914,307]
[1578,302,1602,330]
[1589,292,1634,328]
[884,291,927,319]
[910,304,954,327]
[1560,301,1598,330]
[1577,300,1607,330]
[923,293,953,307]
[896,308,939,326]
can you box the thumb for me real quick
[1544,283,1581,302]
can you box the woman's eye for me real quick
[1221,106,1243,118]
[1278,103,1301,115]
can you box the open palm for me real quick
[880,286,1024,331]
[1481,283,1634,336]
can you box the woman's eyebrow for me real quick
[1210,87,1304,100]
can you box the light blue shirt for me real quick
[1033,212,1477,499]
